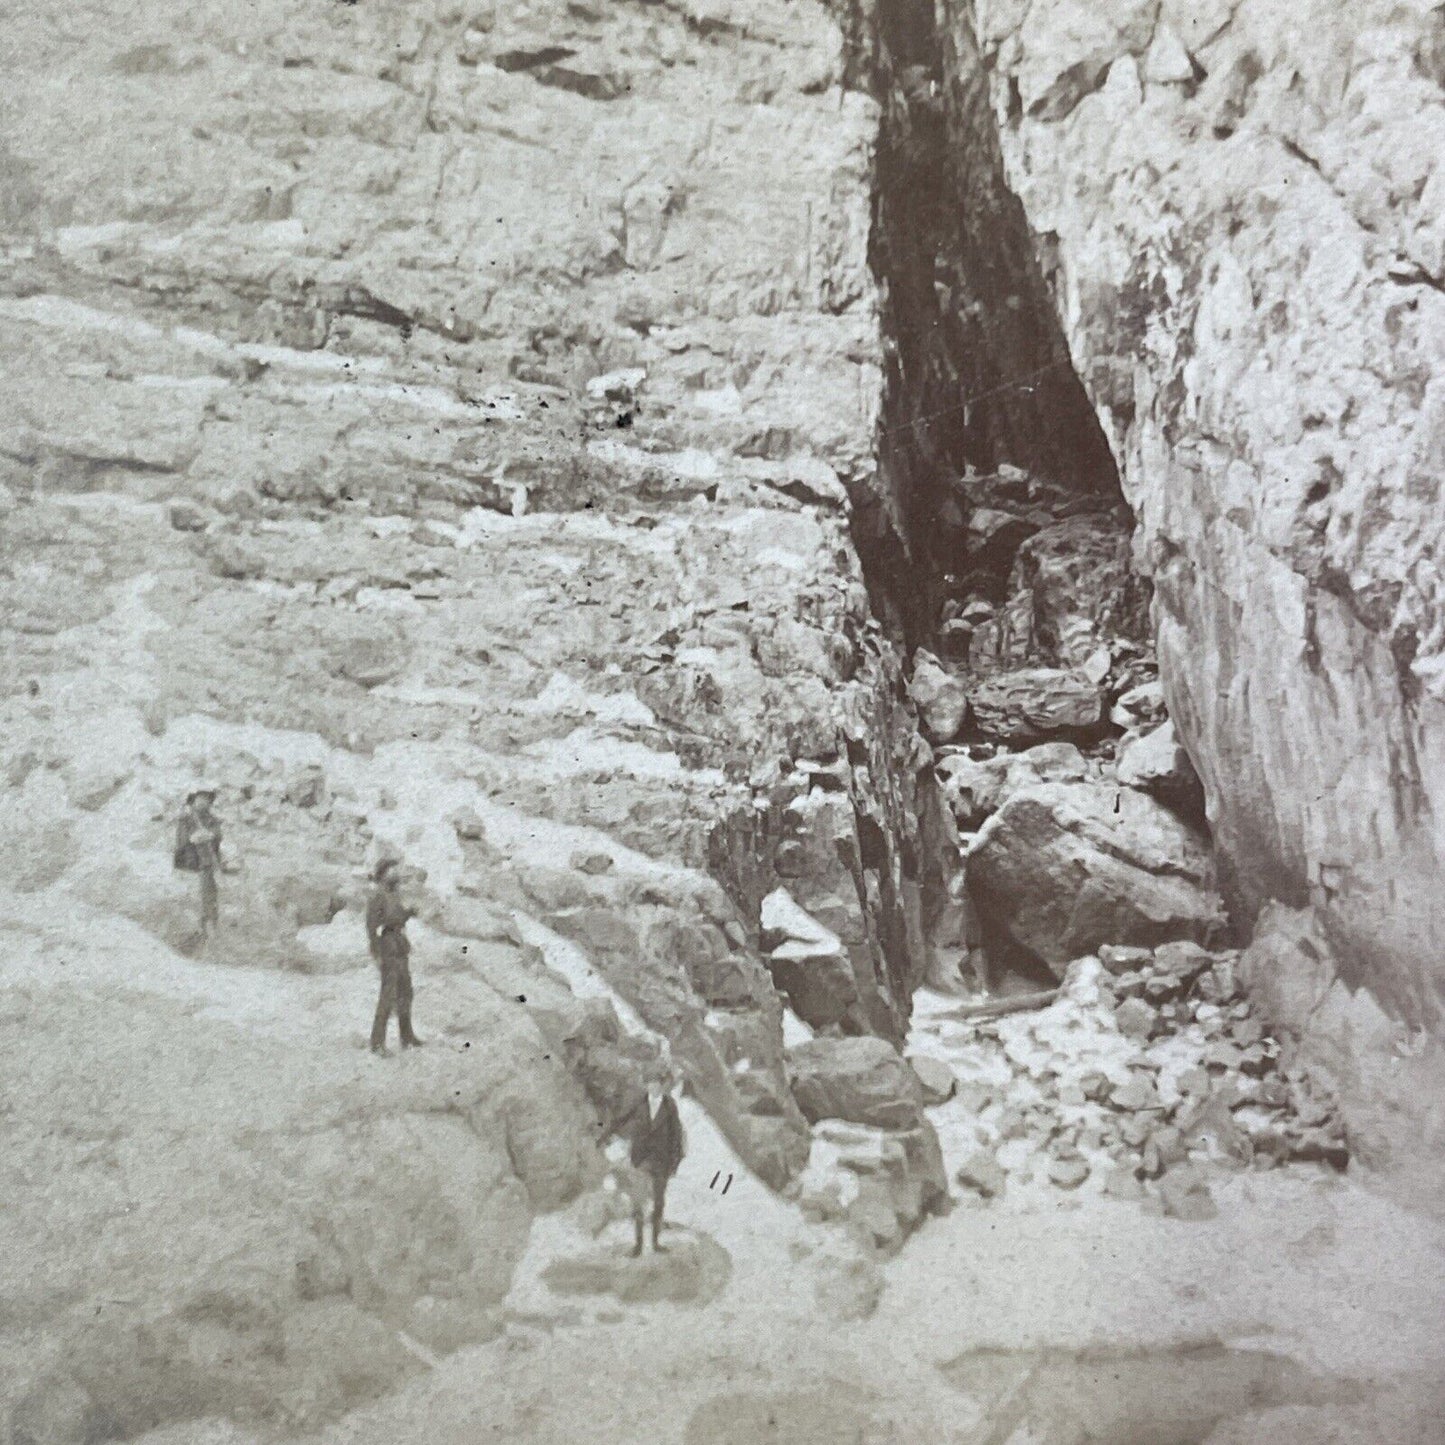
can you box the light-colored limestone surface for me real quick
[964,0,1445,1034]
[0,0,950,1431]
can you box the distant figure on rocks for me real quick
[366,858,423,1055]
[174,788,222,944]
[621,1062,686,1256]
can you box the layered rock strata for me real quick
[0,0,957,1431]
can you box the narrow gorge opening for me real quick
[827,0,1176,1000]
[837,0,1125,651]
[790,0,1359,1256]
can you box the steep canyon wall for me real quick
[0,0,964,1431]
[887,0,1445,1173]
[970,0,1445,1011]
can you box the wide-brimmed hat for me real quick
[371,857,401,882]
[186,787,218,803]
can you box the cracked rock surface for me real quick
[0,0,958,1433]
[958,0,1445,1164]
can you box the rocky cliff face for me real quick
[838,0,1445,1178]
[4,0,1443,1431]
[965,0,1445,1021]
[0,0,967,1433]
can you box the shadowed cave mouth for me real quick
[827,0,1192,996]
[834,0,1128,652]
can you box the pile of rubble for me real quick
[786,1035,949,1250]
[760,453,1266,1246]
[913,942,1349,1221]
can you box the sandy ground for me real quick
[97,921,1442,1445]
[220,1163,1445,1445]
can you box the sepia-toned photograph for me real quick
[2,0,1443,1440]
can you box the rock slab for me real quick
[786,1037,925,1130]
[966,781,1229,974]
[968,669,1102,743]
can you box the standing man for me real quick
[366,858,423,1055]
[175,788,222,944]
[625,1061,686,1256]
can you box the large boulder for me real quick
[1116,720,1204,813]
[936,741,1089,830]
[1000,512,1145,668]
[786,1036,925,1130]
[796,1117,948,1249]
[759,887,860,1031]
[908,650,969,743]
[968,668,1103,743]
[966,781,1229,974]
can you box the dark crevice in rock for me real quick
[1386,259,1445,295]
[493,45,578,71]
[512,63,630,101]
[1027,51,1116,122]
[1280,135,1334,190]
[822,1,1236,1010]
[834,0,1124,650]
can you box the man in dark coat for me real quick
[366,858,422,1054]
[175,788,222,943]
[624,1061,686,1255]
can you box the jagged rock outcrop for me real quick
[707,660,961,1047]
[952,0,1445,1066]
[0,0,967,1433]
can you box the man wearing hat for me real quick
[174,788,222,943]
[366,857,422,1054]
[620,1059,686,1255]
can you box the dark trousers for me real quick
[371,956,417,1049]
[198,868,219,932]
[632,1169,669,1253]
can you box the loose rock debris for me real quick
[911,943,1348,1217]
